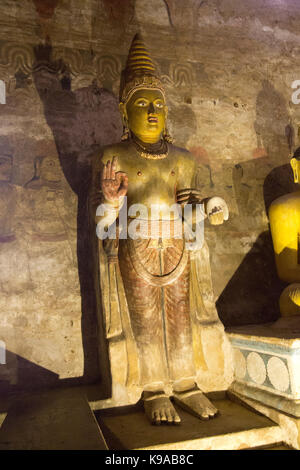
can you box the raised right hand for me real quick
[101,156,128,202]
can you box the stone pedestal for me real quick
[227,317,300,449]
[0,387,107,450]
[94,392,284,450]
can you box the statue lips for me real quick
[148,115,159,126]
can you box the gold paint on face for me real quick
[124,89,167,144]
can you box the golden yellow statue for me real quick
[89,34,231,425]
[269,148,300,317]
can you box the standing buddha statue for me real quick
[89,34,231,425]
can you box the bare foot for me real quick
[173,387,218,420]
[143,391,181,425]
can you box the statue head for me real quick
[290,147,300,183]
[119,33,171,144]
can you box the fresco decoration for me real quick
[0,41,199,98]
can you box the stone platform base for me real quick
[228,389,300,450]
[94,392,284,450]
[0,387,107,450]
[227,318,300,414]
[0,385,293,450]
[225,318,300,449]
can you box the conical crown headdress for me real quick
[119,33,166,104]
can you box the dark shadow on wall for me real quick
[0,350,111,406]
[217,161,296,327]
[254,79,292,160]
[0,351,59,402]
[168,103,197,148]
[232,159,297,227]
[217,164,296,327]
[255,80,296,213]
[216,231,285,327]
[30,38,123,396]
[216,80,294,327]
[215,157,282,326]
[263,162,298,215]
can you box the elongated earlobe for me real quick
[119,102,130,141]
[162,105,173,143]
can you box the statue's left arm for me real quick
[176,152,229,229]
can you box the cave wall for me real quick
[1,0,300,390]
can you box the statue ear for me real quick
[164,104,168,120]
[291,157,299,183]
[119,102,127,121]
[119,101,130,141]
[163,105,173,144]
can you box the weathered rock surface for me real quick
[0,0,299,391]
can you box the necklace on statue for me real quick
[132,136,169,160]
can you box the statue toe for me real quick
[143,392,181,425]
[173,387,219,421]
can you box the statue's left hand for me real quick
[206,197,229,225]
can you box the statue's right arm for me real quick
[89,149,128,232]
[89,149,118,230]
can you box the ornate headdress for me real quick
[119,33,166,105]
[119,33,173,145]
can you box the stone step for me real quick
[0,387,108,450]
[254,444,293,450]
[95,394,284,450]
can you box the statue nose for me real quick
[148,102,155,114]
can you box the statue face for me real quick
[0,155,13,182]
[125,89,166,143]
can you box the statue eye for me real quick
[137,100,147,107]
[155,102,163,108]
